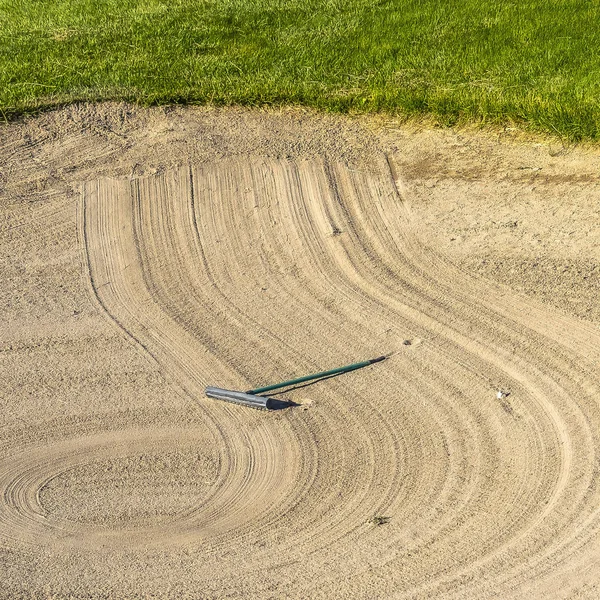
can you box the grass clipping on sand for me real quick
[1,0,599,141]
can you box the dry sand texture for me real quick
[1,104,600,598]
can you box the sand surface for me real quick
[1,104,600,599]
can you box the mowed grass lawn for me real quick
[1,0,599,140]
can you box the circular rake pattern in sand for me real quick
[0,416,310,551]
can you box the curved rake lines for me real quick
[303,163,598,595]
[79,179,266,549]
[184,163,403,555]
[19,158,592,597]
[87,174,307,550]
[189,161,452,555]
[254,162,532,592]
[79,178,161,368]
[81,168,307,556]
[290,161,600,597]
[352,163,600,558]
[240,161,465,555]
[274,163,532,596]
[129,170,315,550]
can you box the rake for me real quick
[205,356,387,410]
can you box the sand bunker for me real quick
[1,105,600,598]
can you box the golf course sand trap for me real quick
[1,105,600,598]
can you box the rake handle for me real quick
[246,356,386,395]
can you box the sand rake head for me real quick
[204,387,277,410]
[205,356,387,410]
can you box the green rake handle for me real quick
[247,356,387,395]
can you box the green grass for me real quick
[1,0,599,140]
